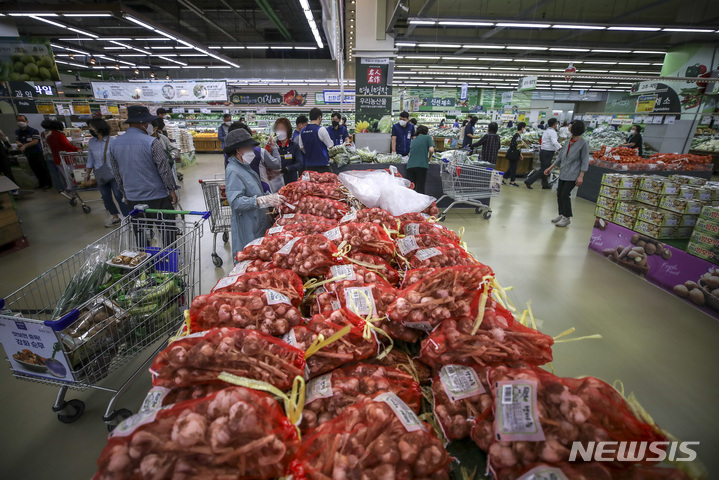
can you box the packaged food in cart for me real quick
[107,250,150,269]
[211,268,304,306]
[93,387,299,480]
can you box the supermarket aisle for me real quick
[0,154,717,478]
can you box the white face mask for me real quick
[144,124,154,135]
[399,120,407,127]
[241,151,255,164]
[17,122,27,128]
[276,130,287,141]
[224,121,232,126]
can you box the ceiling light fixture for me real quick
[299,0,324,48]
[633,50,666,54]
[551,24,606,30]
[663,28,715,33]
[408,20,437,25]
[62,13,112,17]
[506,46,548,50]
[591,49,632,53]
[607,26,660,31]
[437,21,494,26]
[418,43,462,48]
[496,22,551,28]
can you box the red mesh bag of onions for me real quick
[272,234,341,277]
[189,291,303,336]
[401,268,438,288]
[395,234,461,260]
[420,299,554,370]
[273,213,337,227]
[267,221,335,238]
[347,251,401,285]
[140,384,228,408]
[300,363,422,433]
[300,171,341,184]
[431,364,493,441]
[423,202,440,217]
[288,394,453,480]
[494,462,692,480]
[150,328,306,391]
[368,349,432,385]
[324,264,394,291]
[400,221,461,242]
[211,268,304,306]
[235,234,292,263]
[398,212,435,223]
[283,308,377,378]
[279,195,348,220]
[408,245,479,269]
[279,180,346,203]
[322,222,395,256]
[388,265,494,331]
[343,207,397,230]
[93,387,299,480]
[480,365,668,474]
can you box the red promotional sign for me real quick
[367,67,382,84]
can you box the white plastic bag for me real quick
[338,169,435,216]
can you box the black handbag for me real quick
[505,133,521,161]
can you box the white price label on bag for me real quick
[415,247,441,261]
[212,274,240,292]
[517,466,569,480]
[404,223,420,235]
[230,260,252,275]
[301,172,311,181]
[496,380,546,442]
[374,392,425,432]
[396,235,420,255]
[246,237,263,247]
[282,329,298,347]
[140,387,171,412]
[305,373,334,405]
[277,237,300,255]
[439,365,485,402]
[343,287,377,316]
[263,289,291,305]
[340,210,357,223]
[330,264,356,281]
[282,213,295,219]
[323,227,342,241]
[268,225,284,235]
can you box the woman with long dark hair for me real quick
[505,122,527,187]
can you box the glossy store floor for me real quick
[0,154,717,479]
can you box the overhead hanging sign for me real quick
[91,81,228,102]
[631,80,659,96]
[0,37,61,81]
[635,94,656,113]
[355,57,393,133]
[323,90,355,104]
[501,91,514,105]
[517,76,538,92]
[229,90,307,106]
[420,97,456,108]
[460,83,469,101]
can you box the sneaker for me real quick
[556,216,571,227]
[524,181,533,189]
[105,217,121,228]
[551,215,564,223]
[59,190,73,200]
[510,182,519,187]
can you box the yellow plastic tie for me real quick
[471,280,491,335]
[332,242,352,259]
[491,279,516,312]
[304,324,352,359]
[526,301,538,331]
[553,327,602,343]
[457,226,465,242]
[169,310,191,343]
[364,316,394,360]
[304,275,347,292]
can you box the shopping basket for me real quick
[436,156,503,221]
[58,151,99,214]
[0,207,209,429]
[199,176,232,267]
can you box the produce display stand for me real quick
[689,149,719,173]
[192,135,222,153]
[493,151,534,178]
[577,164,712,203]
[589,221,719,321]
[199,176,232,267]
[0,176,27,254]
[0,208,208,429]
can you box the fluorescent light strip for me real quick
[158,55,187,66]
[462,45,505,49]
[495,22,551,28]
[438,21,494,26]
[396,42,417,47]
[55,60,89,68]
[562,48,591,52]
[223,46,246,49]
[62,13,112,17]
[9,13,58,16]
[633,50,665,54]
[506,46,548,50]
[663,28,715,33]
[295,46,317,49]
[591,49,631,53]
[409,20,437,25]
[552,24,605,30]
[419,43,462,48]
[607,26,660,31]
[28,15,67,28]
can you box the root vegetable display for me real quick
[401,268,439,288]
[93,387,299,480]
[325,222,395,256]
[272,234,341,277]
[273,213,337,227]
[279,195,349,220]
[324,264,394,290]
[423,202,440,217]
[189,291,303,336]
[300,171,341,184]
[270,222,336,237]
[279,180,347,203]
[347,252,401,285]
[368,349,431,385]
[350,207,397,230]
[497,462,692,480]
[400,222,461,242]
[389,265,494,330]
[300,363,421,433]
[395,234,460,257]
[284,308,377,377]
[211,269,304,306]
[420,299,554,369]
[143,384,228,408]
[399,212,435,223]
[408,245,479,269]
[288,395,452,480]
[235,234,292,263]
[432,364,492,441]
[151,328,306,391]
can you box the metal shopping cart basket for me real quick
[58,151,99,214]
[436,156,503,221]
[0,207,208,429]
[199,176,232,267]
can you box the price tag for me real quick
[109,408,162,438]
[495,379,545,441]
[404,223,420,235]
[396,235,420,255]
[439,365,485,402]
[140,387,171,412]
[305,373,334,405]
[230,260,252,275]
[343,287,376,316]
[516,466,569,480]
[246,237,263,247]
[268,225,284,235]
[374,392,425,432]
[282,329,298,347]
[324,227,342,241]
[282,213,295,219]
[262,289,291,305]
[415,247,441,261]
[277,237,300,255]
[340,210,357,223]
[330,264,356,281]
[212,274,240,292]
[302,172,311,181]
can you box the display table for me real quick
[577,164,712,203]
[193,136,221,152]
[333,163,489,209]
[494,151,533,177]
[589,221,719,321]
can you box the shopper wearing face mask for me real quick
[620,124,644,156]
[228,123,283,193]
[462,116,479,148]
[43,119,80,197]
[224,127,287,258]
[218,113,232,166]
[299,108,334,173]
[391,111,414,157]
[270,117,303,184]
[109,106,179,236]
[15,115,53,189]
[327,111,349,146]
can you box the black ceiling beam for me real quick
[386,0,408,34]
[176,0,238,42]
[405,0,437,36]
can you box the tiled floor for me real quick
[0,154,717,478]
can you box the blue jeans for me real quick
[99,180,131,216]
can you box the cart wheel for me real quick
[105,408,133,432]
[438,213,446,222]
[212,254,223,267]
[483,211,492,220]
[222,231,229,243]
[57,399,85,424]
[177,173,184,181]
[69,197,77,207]
[82,205,91,214]
[475,207,482,214]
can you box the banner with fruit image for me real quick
[0,37,60,82]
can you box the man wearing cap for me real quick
[224,128,286,258]
[109,106,179,230]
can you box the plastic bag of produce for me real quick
[273,213,337,227]
[284,308,377,377]
[234,234,292,262]
[323,222,394,256]
[300,171,341,184]
[389,265,494,331]
[339,169,435,216]
[300,363,422,433]
[408,245,479,269]
[211,268,304,306]
[272,234,341,276]
[288,394,452,480]
[432,364,493,441]
[279,180,346,203]
[150,328,306,390]
[93,387,299,480]
[400,221,461,242]
[53,244,111,319]
[279,195,349,220]
[482,365,668,474]
[189,291,303,335]
[420,299,554,369]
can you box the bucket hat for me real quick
[223,128,259,155]
[124,105,159,124]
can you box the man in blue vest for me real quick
[292,114,308,144]
[298,108,334,173]
[327,111,349,146]
[391,111,414,157]
[110,105,179,242]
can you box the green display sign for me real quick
[0,37,61,82]
[355,58,392,132]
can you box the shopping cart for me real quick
[436,157,503,221]
[58,151,97,214]
[199,176,232,267]
[0,207,208,430]
[525,146,560,187]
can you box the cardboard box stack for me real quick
[596,173,717,239]
[687,206,719,264]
